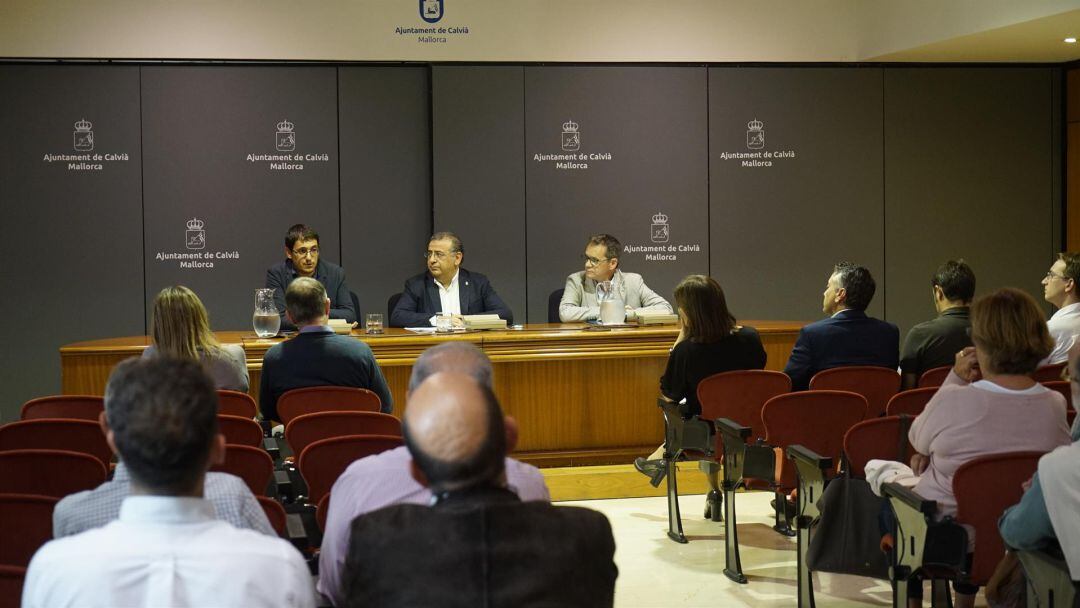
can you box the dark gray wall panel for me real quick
[884,68,1057,336]
[0,66,144,421]
[524,67,710,323]
[709,67,885,324]
[141,66,340,330]
[433,67,525,322]
[339,67,430,321]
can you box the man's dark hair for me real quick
[1058,252,1080,287]
[285,224,319,250]
[833,262,876,311]
[587,234,621,261]
[932,259,976,303]
[430,231,463,255]
[285,277,327,326]
[104,357,218,495]
[403,383,506,492]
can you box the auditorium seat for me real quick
[548,288,565,323]
[0,494,57,568]
[0,450,107,498]
[20,395,103,422]
[885,387,937,417]
[0,419,112,469]
[285,411,401,457]
[276,387,382,425]
[210,444,274,495]
[1033,362,1067,383]
[842,416,915,479]
[918,366,952,388]
[217,415,264,447]
[809,366,900,418]
[0,564,25,608]
[217,390,257,418]
[298,434,403,504]
[256,496,288,537]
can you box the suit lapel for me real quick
[424,274,441,314]
[458,269,473,314]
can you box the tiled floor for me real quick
[560,491,986,608]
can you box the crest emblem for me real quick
[650,212,669,244]
[420,0,443,23]
[73,119,94,152]
[275,119,295,152]
[746,119,764,150]
[185,218,206,250]
[561,120,580,152]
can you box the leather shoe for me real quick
[634,457,667,488]
[770,497,797,519]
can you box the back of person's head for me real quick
[105,357,219,495]
[587,234,621,262]
[285,224,319,250]
[673,274,735,342]
[285,277,327,325]
[403,373,506,493]
[1058,252,1080,287]
[970,287,1053,375]
[408,342,493,392]
[833,262,876,311]
[150,285,221,361]
[932,260,976,303]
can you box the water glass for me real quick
[435,313,453,333]
[365,313,384,335]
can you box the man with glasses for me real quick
[559,234,672,322]
[1042,252,1080,364]
[266,224,356,331]
[390,231,513,328]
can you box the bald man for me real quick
[341,373,617,608]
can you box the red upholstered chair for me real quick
[0,565,25,608]
[809,366,900,418]
[217,390,257,418]
[0,419,112,469]
[217,415,264,448]
[276,387,382,425]
[918,366,952,388]
[1033,362,1067,383]
[1041,380,1073,410]
[316,494,330,532]
[298,434,403,504]
[0,494,57,568]
[698,370,791,444]
[843,417,916,479]
[256,496,287,537]
[210,444,274,495]
[285,411,402,458]
[20,395,104,422]
[0,450,107,498]
[886,387,938,417]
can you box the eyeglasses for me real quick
[581,254,610,267]
[1045,271,1067,281]
[424,250,458,260]
[292,246,319,258]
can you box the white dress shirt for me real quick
[24,496,315,608]
[428,270,461,326]
[1045,302,1080,364]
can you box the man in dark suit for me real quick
[783,262,899,391]
[389,231,513,328]
[342,372,617,608]
[266,224,356,331]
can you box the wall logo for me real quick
[275,119,296,152]
[73,119,94,152]
[650,212,670,244]
[746,119,764,150]
[420,0,443,23]
[185,218,206,250]
[561,120,580,152]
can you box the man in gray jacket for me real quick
[559,234,673,322]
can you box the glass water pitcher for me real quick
[253,288,281,338]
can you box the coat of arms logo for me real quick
[186,218,206,250]
[561,120,580,152]
[276,119,296,152]
[650,212,669,244]
[73,119,94,152]
[746,119,765,150]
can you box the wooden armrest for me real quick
[787,444,831,472]
[715,418,751,442]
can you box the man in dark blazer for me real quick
[266,223,356,331]
[390,231,513,328]
[342,373,617,608]
[783,262,900,391]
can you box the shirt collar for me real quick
[940,306,970,318]
[433,270,460,290]
[1051,302,1080,318]
[299,324,333,334]
[119,496,216,525]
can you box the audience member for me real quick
[342,373,617,608]
[317,342,550,606]
[900,260,975,389]
[783,262,899,391]
[260,277,392,421]
[1042,252,1080,364]
[559,233,672,322]
[266,223,356,331]
[390,231,513,327]
[23,357,314,608]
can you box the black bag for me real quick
[806,476,891,578]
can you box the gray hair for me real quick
[408,342,493,392]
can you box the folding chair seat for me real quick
[298,434,403,504]
[20,395,103,422]
[210,444,274,495]
[1042,380,1073,409]
[217,390,257,418]
[809,365,900,418]
[285,411,401,458]
[256,496,288,537]
[1015,549,1079,608]
[0,419,112,469]
[276,387,382,425]
[1033,362,1067,383]
[0,450,107,498]
[217,415,264,447]
[886,387,937,417]
[0,564,25,608]
[842,416,916,479]
[0,494,57,568]
[918,366,952,388]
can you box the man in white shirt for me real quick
[23,357,315,608]
[1042,252,1080,364]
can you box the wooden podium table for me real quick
[60,322,803,466]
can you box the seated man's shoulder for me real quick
[266,259,290,274]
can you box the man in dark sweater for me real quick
[899,260,974,389]
[259,277,392,422]
[265,224,356,331]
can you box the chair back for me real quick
[1042,380,1073,409]
[285,411,402,457]
[548,288,565,323]
[0,419,112,468]
[886,387,937,417]
[256,496,287,537]
[316,493,330,532]
[350,291,361,321]
[387,293,402,319]
[843,417,915,479]
[276,387,382,425]
[217,415,264,447]
[918,366,952,388]
[0,494,57,567]
[809,366,900,418]
[0,450,107,498]
[20,396,103,422]
[1033,362,1067,383]
[762,390,867,490]
[0,565,25,608]
[209,444,274,495]
[217,390,257,418]
[953,451,1044,585]
[298,434,403,503]
[697,370,790,441]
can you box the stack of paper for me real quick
[328,319,354,334]
[463,314,507,330]
[636,310,679,325]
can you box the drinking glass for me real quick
[365,313,384,335]
[435,313,453,333]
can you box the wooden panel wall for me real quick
[1068,68,1080,250]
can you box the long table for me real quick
[60,322,803,466]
